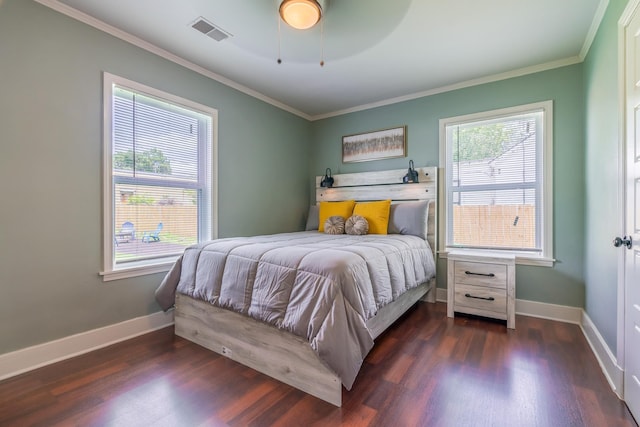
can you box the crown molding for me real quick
[579,0,610,60]
[33,0,312,121]
[311,56,582,121]
[35,0,600,122]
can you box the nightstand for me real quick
[447,251,516,329]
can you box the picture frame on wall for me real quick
[342,126,406,163]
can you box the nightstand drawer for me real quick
[453,284,506,313]
[453,261,507,289]
[447,252,515,328]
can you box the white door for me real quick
[623,5,640,421]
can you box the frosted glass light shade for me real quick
[279,0,322,30]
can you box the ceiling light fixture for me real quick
[279,0,322,30]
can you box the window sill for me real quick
[438,250,555,267]
[100,258,177,281]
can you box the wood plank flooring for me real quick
[0,302,636,427]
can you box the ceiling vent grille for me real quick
[191,17,232,42]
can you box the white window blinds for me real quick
[443,103,551,255]
[103,74,216,278]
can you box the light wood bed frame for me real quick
[175,166,438,407]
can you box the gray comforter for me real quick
[155,231,436,389]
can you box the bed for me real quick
[155,166,438,406]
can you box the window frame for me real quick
[438,100,554,267]
[101,72,218,280]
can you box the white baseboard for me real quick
[580,311,624,398]
[0,310,174,382]
[515,299,583,324]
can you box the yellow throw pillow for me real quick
[353,200,391,234]
[318,200,356,232]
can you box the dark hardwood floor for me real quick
[0,302,636,427]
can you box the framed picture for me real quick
[342,126,406,163]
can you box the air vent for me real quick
[191,17,232,42]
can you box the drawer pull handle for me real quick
[465,293,495,301]
[465,271,495,278]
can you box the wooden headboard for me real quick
[315,166,438,252]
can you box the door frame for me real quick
[618,0,640,400]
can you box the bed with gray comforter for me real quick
[155,231,436,390]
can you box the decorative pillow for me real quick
[305,205,319,231]
[345,215,369,235]
[387,200,429,239]
[318,200,356,232]
[324,216,345,234]
[352,200,391,234]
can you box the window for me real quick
[102,73,217,280]
[439,101,553,266]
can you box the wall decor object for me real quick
[342,126,406,163]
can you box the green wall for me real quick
[0,0,310,354]
[311,65,586,307]
[0,0,626,360]
[583,0,628,351]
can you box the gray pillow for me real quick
[324,216,345,234]
[345,215,369,235]
[387,200,429,239]
[305,205,319,231]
